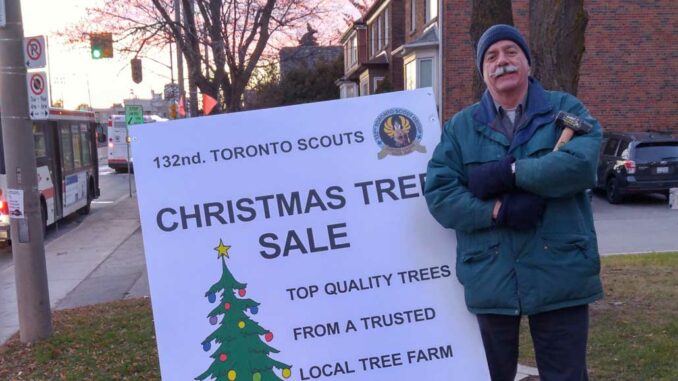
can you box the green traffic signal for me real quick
[91,47,103,59]
[89,32,113,60]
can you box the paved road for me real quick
[591,191,678,254]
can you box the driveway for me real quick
[592,192,678,255]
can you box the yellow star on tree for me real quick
[214,239,231,258]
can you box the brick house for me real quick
[337,0,405,98]
[340,0,676,133]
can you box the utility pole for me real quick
[0,0,53,342]
[174,0,185,117]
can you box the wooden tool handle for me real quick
[553,128,575,151]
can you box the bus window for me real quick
[80,124,91,166]
[95,124,107,147]
[33,124,47,158]
[60,123,74,171]
[71,124,82,169]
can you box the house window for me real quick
[405,60,416,90]
[377,15,383,51]
[426,0,438,22]
[384,10,389,46]
[360,78,369,96]
[374,76,385,92]
[410,0,416,31]
[350,34,358,65]
[370,26,376,56]
[405,57,435,90]
[419,58,433,88]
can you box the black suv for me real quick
[596,131,678,203]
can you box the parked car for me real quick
[596,131,678,203]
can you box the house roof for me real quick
[404,25,439,49]
[364,54,389,66]
[364,0,390,22]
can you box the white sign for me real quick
[131,90,489,381]
[7,189,24,219]
[26,71,49,120]
[0,0,6,28]
[23,35,46,68]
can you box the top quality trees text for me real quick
[155,173,427,259]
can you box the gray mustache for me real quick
[490,65,519,78]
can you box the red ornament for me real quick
[238,289,246,297]
[219,353,228,362]
[264,332,273,342]
[224,302,231,311]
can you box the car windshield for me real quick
[634,142,678,162]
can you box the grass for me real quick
[519,252,678,380]
[0,298,159,381]
[0,253,676,380]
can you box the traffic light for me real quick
[90,32,113,59]
[131,58,143,84]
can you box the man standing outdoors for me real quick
[424,25,602,380]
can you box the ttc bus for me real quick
[108,114,165,172]
[0,108,100,241]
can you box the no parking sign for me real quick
[26,71,49,119]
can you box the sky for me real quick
[21,0,172,109]
[20,0,361,110]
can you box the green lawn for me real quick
[519,252,678,380]
[1,252,676,380]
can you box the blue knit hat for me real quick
[476,24,531,76]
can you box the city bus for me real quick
[0,108,100,241]
[107,114,166,172]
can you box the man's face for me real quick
[482,40,530,97]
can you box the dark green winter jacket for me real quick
[424,78,603,316]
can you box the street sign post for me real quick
[23,35,46,68]
[124,105,144,196]
[26,71,49,120]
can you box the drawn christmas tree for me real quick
[196,239,292,381]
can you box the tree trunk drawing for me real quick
[529,0,588,95]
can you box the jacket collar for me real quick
[472,78,555,149]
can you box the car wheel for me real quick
[606,177,623,204]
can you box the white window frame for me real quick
[426,0,438,22]
[410,0,416,31]
[377,15,383,51]
[384,10,389,47]
[370,25,376,56]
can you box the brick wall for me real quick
[442,0,677,134]
[441,1,476,120]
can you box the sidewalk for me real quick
[0,194,143,345]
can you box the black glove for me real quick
[468,155,515,200]
[496,191,545,230]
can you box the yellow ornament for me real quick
[228,369,237,380]
[238,321,246,329]
[282,368,291,379]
